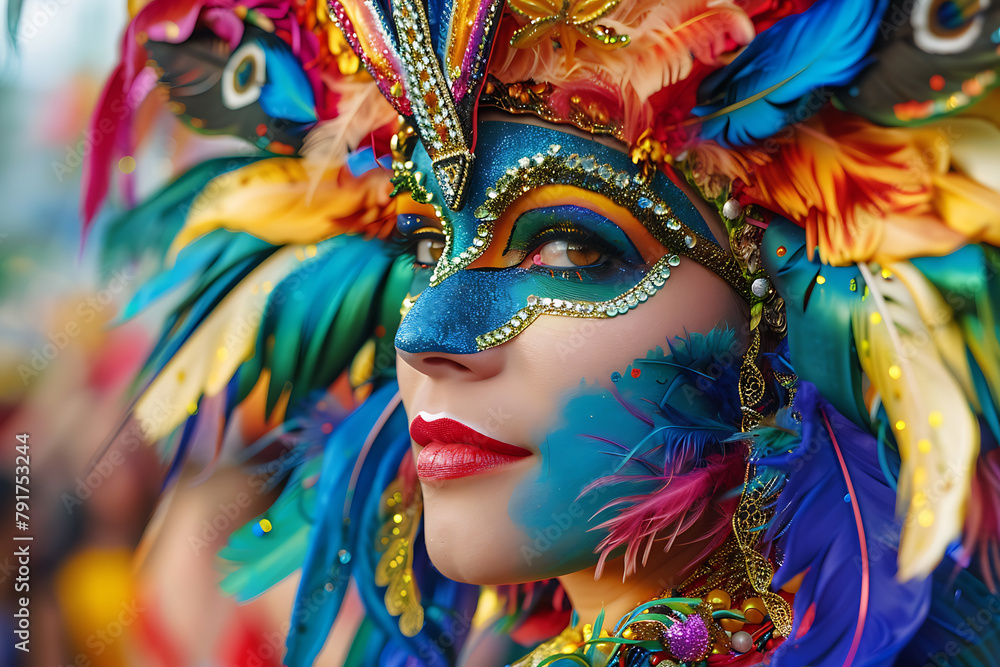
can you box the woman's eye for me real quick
[533,240,605,268]
[415,238,445,266]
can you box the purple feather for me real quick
[757,382,931,666]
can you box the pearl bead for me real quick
[731,630,753,654]
[722,198,743,220]
[751,278,770,298]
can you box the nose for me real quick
[394,269,530,355]
[395,345,506,381]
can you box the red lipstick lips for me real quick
[410,415,531,480]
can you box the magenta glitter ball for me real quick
[665,613,710,661]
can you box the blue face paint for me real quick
[393,121,741,355]
[507,328,743,577]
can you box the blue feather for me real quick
[116,235,226,322]
[353,432,459,667]
[694,0,889,146]
[256,37,317,124]
[284,382,407,666]
[897,560,1000,667]
[757,382,931,666]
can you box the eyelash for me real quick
[404,220,636,281]
[519,223,627,279]
[408,231,446,268]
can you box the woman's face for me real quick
[395,119,746,584]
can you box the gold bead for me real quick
[705,589,731,611]
[741,598,767,625]
[720,618,744,633]
[712,633,732,654]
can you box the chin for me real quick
[418,473,541,585]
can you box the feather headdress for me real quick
[73,0,1000,665]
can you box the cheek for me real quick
[502,265,745,575]
[506,382,665,576]
[503,261,742,436]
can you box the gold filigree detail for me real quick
[508,0,631,58]
[481,77,623,139]
[732,328,793,637]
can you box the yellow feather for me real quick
[349,339,376,388]
[853,262,979,580]
[935,117,1000,193]
[134,246,302,441]
[167,157,393,259]
[890,262,977,408]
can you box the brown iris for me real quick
[535,239,604,267]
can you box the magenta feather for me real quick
[587,453,744,579]
[966,449,1000,591]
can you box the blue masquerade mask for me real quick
[393,121,747,354]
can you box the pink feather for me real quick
[587,452,745,579]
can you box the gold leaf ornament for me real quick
[375,481,425,636]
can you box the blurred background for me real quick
[0,2,347,665]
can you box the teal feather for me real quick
[369,253,419,382]
[219,453,322,600]
[762,217,869,429]
[253,235,399,414]
[912,244,1000,414]
[115,233,228,323]
[306,244,394,397]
